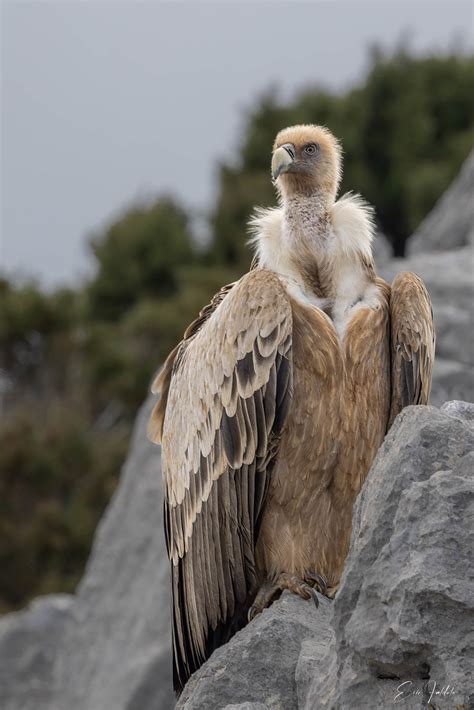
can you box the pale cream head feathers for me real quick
[272,124,342,202]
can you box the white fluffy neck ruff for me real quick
[248,192,375,273]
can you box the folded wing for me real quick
[148,270,293,691]
[389,271,435,427]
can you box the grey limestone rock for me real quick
[441,399,474,423]
[0,595,74,710]
[409,151,474,255]
[222,704,269,710]
[174,156,474,709]
[177,592,334,710]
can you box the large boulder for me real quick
[177,593,334,710]
[409,151,474,255]
[176,404,474,709]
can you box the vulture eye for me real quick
[304,143,318,155]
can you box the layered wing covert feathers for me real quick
[389,271,435,427]
[148,270,293,692]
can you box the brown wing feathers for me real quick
[389,271,435,428]
[148,281,236,445]
[149,271,293,692]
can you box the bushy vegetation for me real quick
[1,49,472,611]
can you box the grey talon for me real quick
[309,587,319,608]
[307,572,328,593]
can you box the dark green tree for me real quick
[209,49,474,260]
[87,197,196,320]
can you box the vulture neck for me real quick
[281,191,335,304]
[251,189,377,328]
[283,191,332,243]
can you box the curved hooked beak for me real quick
[271,143,296,180]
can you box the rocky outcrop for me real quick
[409,151,474,255]
[1,406,472,709]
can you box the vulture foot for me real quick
[248,572,327,622]
[325,583,339,599]
[305,571,328,595]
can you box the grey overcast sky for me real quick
[1,0,472,287]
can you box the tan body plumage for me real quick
[255,278,391,589]
[148,125,435,692]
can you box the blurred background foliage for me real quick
[1,48,473,612]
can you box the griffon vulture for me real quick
[148,125,435,692]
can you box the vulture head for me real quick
[272,124,342,203]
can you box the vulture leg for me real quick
[248,572,324,621]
